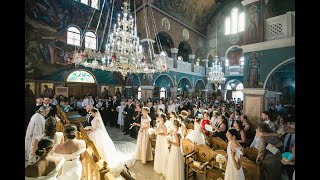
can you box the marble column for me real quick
[170,87,178,99]
[188,54,195,72]
[171,48,179,68]
[140,86,154,102]
[242,88,266,128]
[140,38,156,63]
[202,59,209,76]
[124,86,133,99]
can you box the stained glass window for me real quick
[67,26,81,46]
[66,70,95,83]
[85,31,97,50]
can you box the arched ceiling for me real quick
[135,0,229,34]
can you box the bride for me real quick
[87,108,136,173]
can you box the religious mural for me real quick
[148,0,218,34]
[25,0,116,80]
[247,52,260,87]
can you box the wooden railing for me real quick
[56,106,116,180]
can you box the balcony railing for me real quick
[265,11,295,41]
[165,58,205,76]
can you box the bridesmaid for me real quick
[133,107,153,164]
[166,120,184,180]
[154,113,169,176]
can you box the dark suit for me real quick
[123,103,135,133]
[148,106,156,127]
[130,111,141,138]
[43,103,57,117]
[110,100,119,127]
[83,112,94,127]
[189,110,201,119]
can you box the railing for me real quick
[177,60,191,72]
[194,65,205,75]
[166,57,174,69]
[164,57,205,76]
[265,11,295,41]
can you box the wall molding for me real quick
[241,37,295,53]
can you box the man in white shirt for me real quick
[210,111,219,126]
[173,98,180,113]
[82,95,94,108]
[261,111,276,132]
[167,99,176,114]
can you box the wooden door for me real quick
[66,83,97,98]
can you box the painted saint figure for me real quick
[48,38,61,64]
[247,52,260,87]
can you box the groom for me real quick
[83,105,94,127]
[123,98,135,135]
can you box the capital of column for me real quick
[140,85,154,90]
[188,54,195,59]
[241,0,259,6]
[171,48,179,54]
[140,38,156,43]
[242,88,266,96]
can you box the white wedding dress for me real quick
[88,109,136,173]
[185,123,206,145]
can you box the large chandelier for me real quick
[208,56,226,85]
[72,0,167,78]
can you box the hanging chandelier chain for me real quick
[77,8,96,52]
[149,0,163,54]
[95,0,107,37]
[99,0,113,52]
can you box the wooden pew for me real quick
[244,147,259,162]
[211,137,228,151]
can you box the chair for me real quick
[207,168,225,180]
[244,147,259,162]
[181,139,196,179]
[212,150,227,171]
[241,157,260,180]
[211,137,228,150]
[187,144,215,180]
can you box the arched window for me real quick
[138,87,141,100]
[66,70,95,83]
[225,8,244,35]
[160,87,166,99]
[238,12,245,32]
[226,84,232,90]
[85,31,97,50]
[236,83,244,90]
[67,26,81,46]
[240,56,244,66]
[231,8,238,34]
[80,0,89,5]
[225,17,231,35]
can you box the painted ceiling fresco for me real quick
[136,0,222,34]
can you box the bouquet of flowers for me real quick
[215,154,226,169]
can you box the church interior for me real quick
[25,0,295,179]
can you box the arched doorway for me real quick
[154,31,174,57]
[65,70,97,98]
[177,77,192,98]
[194,79,205,98]
[178,41,192,62]
[224,79,243,103]
[153,74,174,100]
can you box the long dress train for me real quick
[88,109,136,173]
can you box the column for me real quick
[140,38,156,63]
[188,54,195,72]
[241,0,263,44]
[242,88,266,128]
[188,88,195,98]
[171,48,179,68]
[124,86,132,99]
[202,59,209,76]
[170,87,178,99]
[140,86,154,102]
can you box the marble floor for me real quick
[106,126,204,180]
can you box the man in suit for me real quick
[42,96,57,117]
[110,95,119,127]
[130,104,142,139]
[189,105,201,120]
[123,98,135,135]
[261,111,277,132]
[83,105,94,127]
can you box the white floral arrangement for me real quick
[215,154,226,169]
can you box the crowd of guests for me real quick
[25,92,295,180]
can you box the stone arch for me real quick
[126,73,141,86]
[225,45,243,66]
[224,79,243,101]
[154,31,175,57]
[178,41,192,62]
[263,57,295,89]
[178,77,193,89]
[195,79,205,89]
[153,74,174,88]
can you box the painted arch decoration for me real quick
[66,70,95,83]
